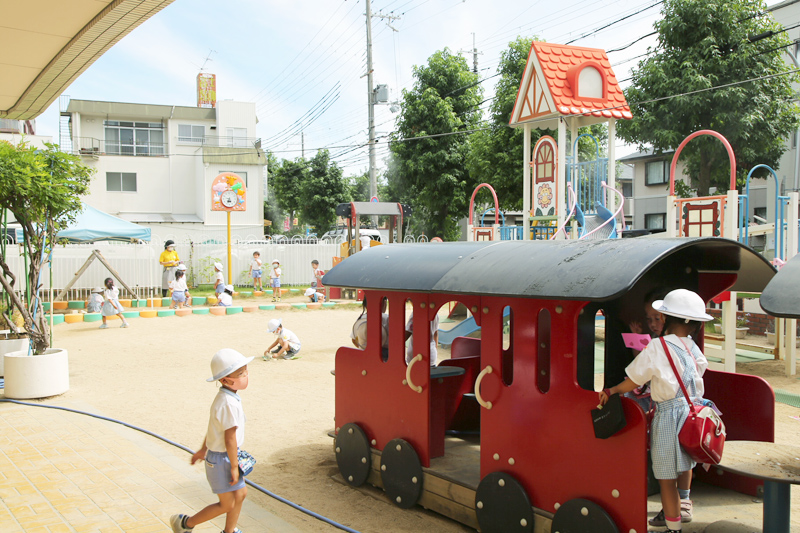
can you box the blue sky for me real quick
[36,0,787,175]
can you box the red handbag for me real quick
[659,337,726,465]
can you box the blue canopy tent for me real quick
[53,204,151,301]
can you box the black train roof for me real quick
[760,253,800,318]
[322,237,775,302]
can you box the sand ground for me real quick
[21,295,800,532]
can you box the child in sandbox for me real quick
[264,318,301,360]
[87,287,104,313]
[100,277,129,329]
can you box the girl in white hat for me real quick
[269,259,282,302]
[599,289,714,532]
[170,348,253,533]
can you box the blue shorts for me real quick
[205,450,246,494]
[215,285,224,295]
[271,278,280,288]
[252,269,262,279]
[172,291,186,303]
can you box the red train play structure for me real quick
[324,237,778,533]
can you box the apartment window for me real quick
[645,213,666,230]
[645,160,669,185]
[227,127,248,147]
[106,172,137,192]
[105,121,164,156]
[621,182,633,198]
[178,124,205,143]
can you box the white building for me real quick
[0,118,52,149]
[63,99,266,243]
[771,0,800,198]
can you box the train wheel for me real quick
[475,472,534,533]
[380,439,423,509]
[551,498,618,533]
[334,423,371,487]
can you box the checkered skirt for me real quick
[650,340,700,479]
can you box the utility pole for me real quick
[459,33,483,73]
[365,0,400,206]
[301,130,305,159]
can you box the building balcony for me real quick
[72,137,168,157]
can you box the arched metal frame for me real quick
[742,164,791,261]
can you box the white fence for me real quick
[1,240,341,301]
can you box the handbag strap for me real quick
[659,337,697,416]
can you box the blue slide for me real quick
[438,307,511,347]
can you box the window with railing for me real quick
[104,121,165,156]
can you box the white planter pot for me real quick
[735,327,748,339]
[0,334,30,377]
[3,348,69,399]
[767,332,776,345]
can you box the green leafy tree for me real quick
[269,157,308,229]
[299,149,349,233]
[387,48,483,240]
[618,0,800,195]
[0,141,93,353]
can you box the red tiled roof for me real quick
[532,42,632,120]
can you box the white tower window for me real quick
[578,67,603,99]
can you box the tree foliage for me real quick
[386,48,483,240]
[269,157,306,223]
[618,0,800,195]
[299,149,349,232]
[0,141,93,353]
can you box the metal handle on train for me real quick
[406,354,423,393]
[475,365,493,409]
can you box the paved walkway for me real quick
[0,400,301,533]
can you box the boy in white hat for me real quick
[170,349,252,533]
[304,287,325,303]
[598,289,714,532]
[264,318,301,360]
[213,262,225,298]
[269,259,282,302]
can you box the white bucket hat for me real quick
[224,284,234,292]
[304,288,316,297]
[267,318,282,332]
[652,289,713,322]
[91,287,103,294]
[207,348,254,382]
[177,264,187,271]
[214,262,223,270]
[272,259,280,265]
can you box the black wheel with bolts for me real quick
[475,471,534,533]
[380,438,423,509]
[550,498,619,533]
[334,423,371,487]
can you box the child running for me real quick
[269,259,282,302]
[599,289,714,532]
[249,252,263,291]
[264,318,300,360]
[100,277,129,329]
[170,348,252,533]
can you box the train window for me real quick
[381,296,389,362]
[576,303,602,391]
[537,308,550,393]
[502,306,514,386]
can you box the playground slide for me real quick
[438,307,511,347]
[575,202,617,239]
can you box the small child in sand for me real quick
[216,285,234,307]
[100,277,129,329]
[170,348,252,533]
[87,287,104,313]
[264,318,301,360]
[249,252,263,291]
[304,287,325,303]
[269,259,282,302]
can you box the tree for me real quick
[387,48,483,240]
[618,0,800,195]
[0,141,93,354]
[298,149,349,233]
[269,157,308,228]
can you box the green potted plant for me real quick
[0,140,92,398]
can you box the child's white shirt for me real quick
[270,266,282,279]
[251,259,262,271]
[626,334,707,403]
[219,293,233,306]
[215,271,224,284]
[405,314,439,365]
[103,286,119,301]
[278,327,301,350]
[205,387,245,453]
[312,268,323,283]
[170,278,188,292]
[89,293,104,305]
